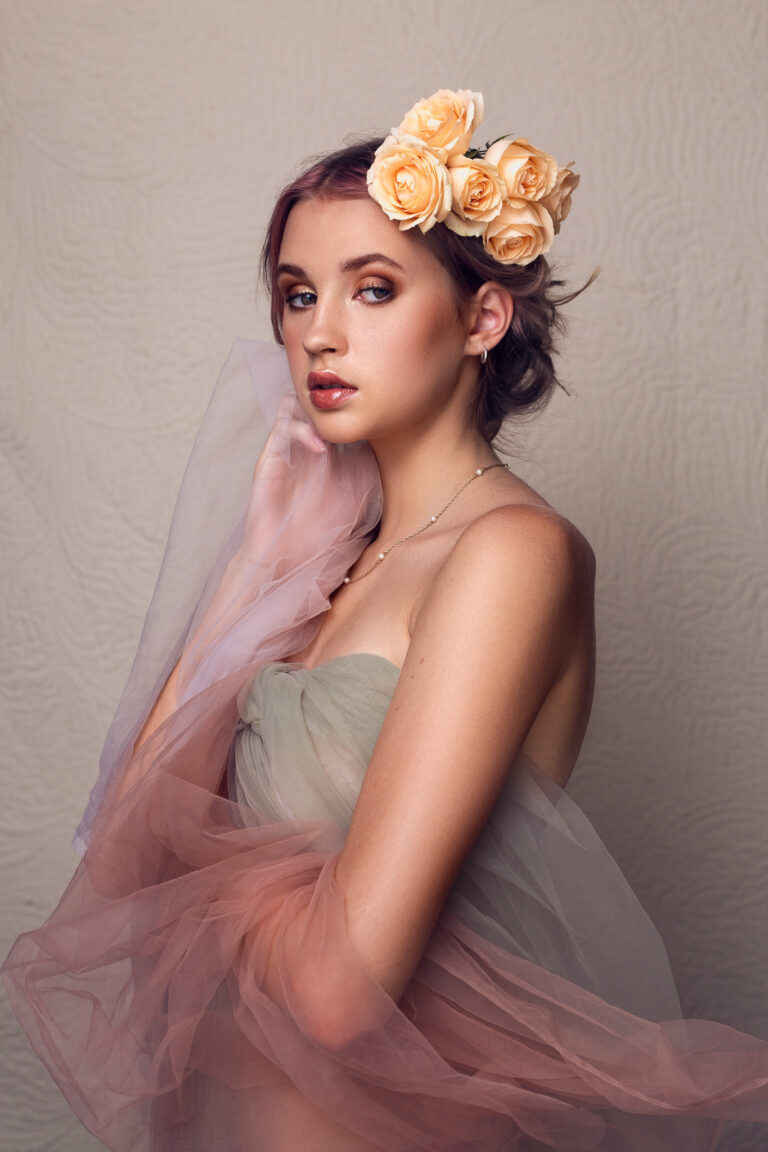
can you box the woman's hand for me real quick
[236,393,327,566]
[133,396,327,753]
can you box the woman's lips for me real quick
[307,371,357,410]
[308,371,355,390]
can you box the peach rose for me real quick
[367,134,452,233]
[482,198,555,265]
[444,154,507,236]
[484,136,558,202]
[540,162,580,234]
[396,88,483,161]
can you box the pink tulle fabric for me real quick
[3,340,768,1151]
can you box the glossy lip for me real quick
[309,387,356,410]
[307,370,356,391]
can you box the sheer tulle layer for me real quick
[4,340,768,1150]
[5,728,768,1151]
[231,654,688,1023]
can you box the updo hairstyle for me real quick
[261,139,596,445]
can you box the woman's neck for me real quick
[369,425,501,544]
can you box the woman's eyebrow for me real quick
[276,253,405,279]
[339,253,405,273]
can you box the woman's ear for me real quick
[464,283,514,358]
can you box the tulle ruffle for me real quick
[3,340,768,1151]
[6,717,768,1150]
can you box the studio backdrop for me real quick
[1,2,765,1150]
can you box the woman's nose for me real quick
[301,298,347,357]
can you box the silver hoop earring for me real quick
[480,346,488,365]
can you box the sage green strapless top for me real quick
[229,653,400,827]
[228,653,684,1021]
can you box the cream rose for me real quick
[540,162,580,234]
[482,198,555,265]
[396,88,483,161]
[444,154,507,236]
[367,134,452,233]
[484,136,558,202]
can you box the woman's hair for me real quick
[261,138,597,444]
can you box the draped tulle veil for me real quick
[2,334,768,1152]
[3,74,768,1149]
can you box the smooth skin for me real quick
[133,194,596,1054]
[272,196,596,1046]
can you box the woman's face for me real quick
[276,195,474,446]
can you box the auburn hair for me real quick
[261,137,596,444]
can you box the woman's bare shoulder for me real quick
[410,499,595,642]
[460,500,594,566]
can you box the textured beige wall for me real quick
[1,2,766,1149]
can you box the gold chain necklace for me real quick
[342,462,511,585]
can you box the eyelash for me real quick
[283,282,393,310]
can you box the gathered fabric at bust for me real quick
[2,340,768,1152]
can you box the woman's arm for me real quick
[295,502,595,1047]
[132,398,328,757]
[131,553,253,754]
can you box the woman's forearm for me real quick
[133,553,257,756]
[245,864,397,1054]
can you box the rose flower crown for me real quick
[367,88,579,267]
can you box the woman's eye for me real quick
[285,289,316,310]
[358,283,392,304]
[283,283,391,310]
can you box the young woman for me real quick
[4,89,768,1152]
